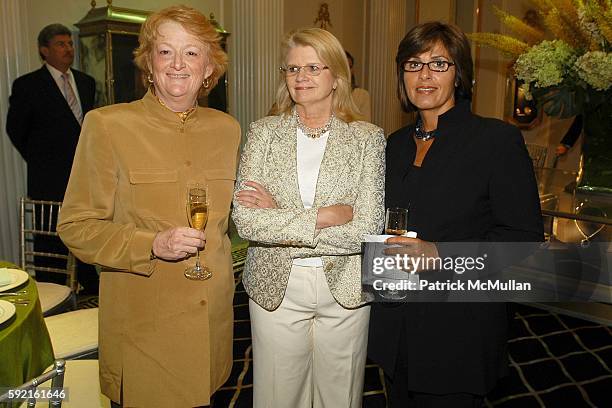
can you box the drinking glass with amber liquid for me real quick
[382,207,410,300]
[184,184,211,280]
[385,208,409,236]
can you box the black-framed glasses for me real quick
[403,60,455,72]
[280,64,329,76]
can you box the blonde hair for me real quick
[270,28,362,123]
[133,5,227,95]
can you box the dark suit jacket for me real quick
[368,101,543,395]
[560,114,583,148]
[6,65,96,201]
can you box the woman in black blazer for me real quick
[367,22,543,407]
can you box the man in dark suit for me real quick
[6,23,98,294]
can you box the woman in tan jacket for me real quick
[57,6,240,407]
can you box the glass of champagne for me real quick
[184,184,211,280]
[382,207,410,300]
[385,207,409,235]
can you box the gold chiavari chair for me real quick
[19,198,76,315]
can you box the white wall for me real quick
[283,0,367,88]
[416,0,455,23]
[472,0,505,119]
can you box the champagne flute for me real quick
[385,207,409,235]
[184,184,212,280]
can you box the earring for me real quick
[203,77,211,89]
[147,72,153,84]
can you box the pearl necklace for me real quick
[294,109,334,139]
[414,116,437,141]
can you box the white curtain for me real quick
[229,0,284,140]
[0,0,30,263]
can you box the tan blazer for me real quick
[232,113,385,310]
[58,90,240,407]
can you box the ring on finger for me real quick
[255,198,260,206]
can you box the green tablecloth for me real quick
[0,262,55,393]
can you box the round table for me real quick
[0,261,55,389]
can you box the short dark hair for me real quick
[396,21,473,113]
[37,24,71,60]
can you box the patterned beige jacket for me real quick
[232,112,385,310]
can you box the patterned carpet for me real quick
[77,245,612,407]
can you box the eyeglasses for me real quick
[280,64,329,76]
[403,60,455,72]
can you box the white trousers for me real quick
[249,265,370,408]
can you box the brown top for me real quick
[58,89,241,407]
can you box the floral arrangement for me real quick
[469,0,612,118]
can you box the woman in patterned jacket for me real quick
[232,28,385,408]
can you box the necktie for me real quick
[61,72,83,125]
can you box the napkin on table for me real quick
[363,232,418,242]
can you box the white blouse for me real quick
[293,127,329,267]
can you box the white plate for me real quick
[0,268,29,292]
[0,300,17,325]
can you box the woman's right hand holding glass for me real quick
[152,227,205,261]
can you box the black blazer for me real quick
[6,66,96,201]
[368,101,543,395]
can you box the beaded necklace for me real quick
[294,109,334,139]
[414,116,437,141]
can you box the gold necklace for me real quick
[154,92,197,124]
[294,109,334,139]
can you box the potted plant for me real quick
[470,1,612,194]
